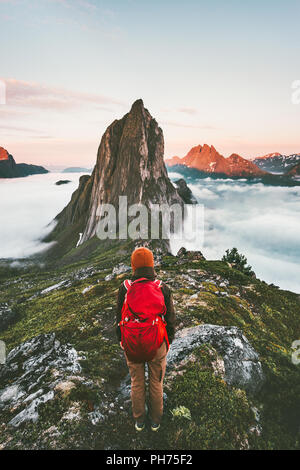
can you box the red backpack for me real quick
[119,278,169,363]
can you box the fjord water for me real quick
[1,172,300,293]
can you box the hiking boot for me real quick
[135,421,145,432]
[151,422,160,432]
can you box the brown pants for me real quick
[125,341,168,424]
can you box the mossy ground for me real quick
[0,245,300,449]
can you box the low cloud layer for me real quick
[1,172,300,293]
[0,173,84,259]
[169,173,300,293]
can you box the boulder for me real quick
[105,263,131,281]
[168,324,265,394]
[0,333,82,427]
[177,246,206,261]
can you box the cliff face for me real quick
[51,100,184,252]
[82,99,183,243]
[166,144,267,177]
[54,175,93,231]
[0,146,48,178]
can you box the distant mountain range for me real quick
[165,144,267,178]
[166,146,300,180]
[253,153,300,173]
[0,147,48,178]
[62,167,92,173]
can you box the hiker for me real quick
[116,247,176,432]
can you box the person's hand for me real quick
[120,342,124,350]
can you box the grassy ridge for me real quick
[0,246,300,449]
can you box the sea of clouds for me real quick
[0,173,85,259]
[169,172,300,293]
[0,171,300,293]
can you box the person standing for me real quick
[116,247,176,431]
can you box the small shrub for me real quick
[222,248,255,277]
[171,406,192,421]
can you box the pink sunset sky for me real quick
[1,0,300,168]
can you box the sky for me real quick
[0,0,300,167]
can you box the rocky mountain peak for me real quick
[0,147,9,161]
[0,147,48,178]
[255,152,282,160]
[166,144,267,177]
[50,100,185,253]
[186,144,202,156]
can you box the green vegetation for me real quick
[0,243,300,450]
[222,247,255,277]
[165,346,254,450]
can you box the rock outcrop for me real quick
[0,146,48,178]
[55,180,71,186]
[49,100,185,254]
[0,334,82,427]
[118,324,264,404]
[166,144,267,177]
[167,324,265,394]
[174,179,197,204]
[176,246,205,261]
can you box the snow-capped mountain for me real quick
[253,153,300,174]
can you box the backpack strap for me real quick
[131,278,162,286]
[131,277,151,285]
[123,279,132,290]
[154,280,166,319]
[123,278,151,290]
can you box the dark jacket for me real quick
[116,266,176,344]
